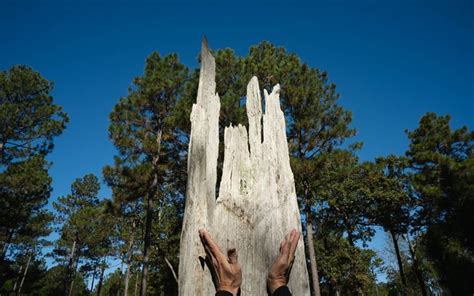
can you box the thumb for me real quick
[227,248,238,264]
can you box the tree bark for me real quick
[68,256,80,296]
[90,271,96,293]
[65,239,77,294]
[97,262,106,296]
[390,230,407,295]
[404,235,428,296]
[139,129,161,296]
[178,39,310,296]
[124,224,135,296]
[17,253,31,295]
[12,265,22,293]
[306,220,321,296]
[134,273,139,296]
[139,191,154,296]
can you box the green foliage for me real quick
[98,269,123,295]
[52,174,114,294]
[0,156,53,253]
[105,51,189,295]
[316,230,381,294]
[108,52,188,164]
[369,156,412,236]
[37,265,88,296]
[0,65,68,166]
[5,43,473,296]
[0,65,67,289]
[406,113,474,295]
[54,174,100,223]
[0,254,47,294]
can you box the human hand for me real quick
[267,229,300,294]
[199,229,242,295]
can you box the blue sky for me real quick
[1,0,473,281]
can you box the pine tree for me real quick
[406,113,474,295]
[105,52,188,295]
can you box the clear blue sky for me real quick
[1,0,473,280]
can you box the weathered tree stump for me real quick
[178,39,310,296]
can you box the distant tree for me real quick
[0,65,68,166]
[0,253,48,294]
[53,174,101,295]
[0,156,53,264]
[105,51,188,296]
[100,269,123,295]
[366,156,413,295]
[313,218,382,295]
[406,113,474,295]
[0,65,67,289]
[37,265,88,296]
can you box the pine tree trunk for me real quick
[306,220,321,296]
[139,192,153,296]
[134,273,139,296]
[124,227,135,296]
[68,256,79,296]
[17,253,31,295]
[12,265,22,293]
[97,262,106,296]
[90,272,96,292]
[404,235,428,296]
[139,130,161,296]
[65,239,77,294]
[390,230,407,295]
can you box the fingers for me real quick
[227,248,238,264]
[288,229,300,261]
[280,235,290,256]
[198,229,227,263]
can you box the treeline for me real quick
[0,42,473,296]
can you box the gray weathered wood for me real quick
[178,39,310,296]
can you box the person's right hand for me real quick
[267,229,300,294]
[199,229,242,295]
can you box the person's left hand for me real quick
[199,229,242,295]
[267,229,300,293]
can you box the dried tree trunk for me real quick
[306,220,321,296]
[178,39,310,296]
[164,256,178,284]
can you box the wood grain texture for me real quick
[178,39,310,296]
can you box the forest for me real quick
[1,42,473,296]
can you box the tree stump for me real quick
[178,39,310,296]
